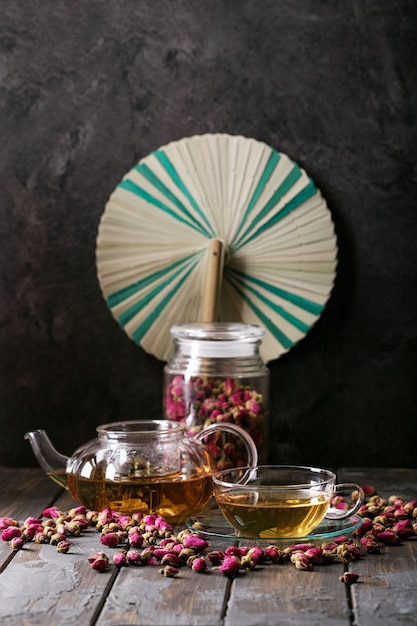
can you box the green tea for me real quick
[216,489,330,538]
[67,473,213,523]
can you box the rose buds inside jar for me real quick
[163,323,270,468]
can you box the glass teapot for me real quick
[25,419,258,523]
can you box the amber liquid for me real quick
[67,473,213,523]
[216,489,330,538]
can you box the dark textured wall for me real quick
[1,1,416,469]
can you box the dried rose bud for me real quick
[178,547,197,561]
[181,534,208,552]
[403,500,417,515]
[392,519,414,540]
[113,550,128,568]
[362,485,376,497]
[128,528,143,548]
[304,547,323,564]
[353,518,374,538]
[376,530,400,545]
[0,517,19,530]
[240,554,257,570]
[336,544,357,563]
[247,546,265,564]
[291,554,313,570]
[191,556,207,573]
[147,556,160,566]
[65,521,83,536]
[159,565,179,577]
[291,543,314,552]
[42,506,61,519]
[9,536,25,550]
[207,550,225,565]
[56,541,71,554]
[161,553,181,567]
[220,555,241,577]
[126,549,142,565]
[393,508,409,520]
[139,547,156,564]
[360,535,381,553]
[340,572,359,584]
[1,526,22,542]
[264,545,282,563]
[389,496,405,508]
[90,557,109,572]
[87,551,108,564]
[100,532,121,548]
[225,546,241,558]
[34,531,49,544]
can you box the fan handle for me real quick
[202,239,224,322]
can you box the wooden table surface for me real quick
[0,467,416,626]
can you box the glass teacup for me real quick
[212,465,364,539]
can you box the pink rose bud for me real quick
[100,532,121,548]
[56,541,71,554]
[9,536,25,550]
[403,500,417,515]
[247,546,265,564]
[207,550,225,565]
[161,553,181,567]
[376,530,400,545]
[128,528,143,548]
[147,556,160,566]
[361,485,376,497]
[393,508,409,520]
[2,526,22,542]
[225,546,241,558]
[113,550,128,568]
[292,543,314,552]
[191,556,207,573]
[220,556,241,577]
[126,549,142,565]
[392,519,414,540]
[291,554,313,570]
[42,507,60,519]
[304,547,323,563]
[0,517,19,530]
[353,518,374,538]
[182,534,208,552]
[159,565,179,577]
[264,545,282,563]
[69,506,87,517]
[91,557,109,572]
[360,536,381,553]
[340,572,359,584]
[24,517,42,526]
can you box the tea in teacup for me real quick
[212,465,364,539]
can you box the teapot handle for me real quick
[193,422,258,467]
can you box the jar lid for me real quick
[170,323,265,358]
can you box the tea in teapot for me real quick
[25,419,258,523]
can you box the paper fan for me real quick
[96,134,338,363]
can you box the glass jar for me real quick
[163,322,269,468]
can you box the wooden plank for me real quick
[339,468,417,626]
[96,560,231,626]
[224,559,350,626]
[0,467,63,570]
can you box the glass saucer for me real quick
[185,508,363,545]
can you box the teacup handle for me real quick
[193,422,258,468]
[325,483,365,520]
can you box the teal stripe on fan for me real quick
[226,266,324,315]
[116,255,201,329]
[225,271,311,334]
[154,150,216,237]
[107,253,201,308]
[131,264,198,344]
[136,162,214,238]
[232,162,302,250]
[118,179,210,238]
[232,149,280,244]
[224,275,295,350]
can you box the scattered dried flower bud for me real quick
[376,530,400,546]
[391,519,414,540]
[90,557,109,572]
[87,551,108,564]
[128,528,143,548]
[113,550,128,568]
[126,549,142,565]
[191,556,207,573]
[362,485,376,497]
[240,554,257,570]
[340,572,359,584]
[182,534,208,552]
[264,545,282,563]
[56,541,71,554]
[0,517,19,531]
[159,565,179,577]
[304,547,323,564]
[291,554,313,571]
[9,536,25,550]
[360,536,381,553]
[100,532,121,548]
[353,518,374,538]
[161,553,181,567]
[220,556,241,577]
[1,526,22,542]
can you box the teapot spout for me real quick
[25,430,69,489]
